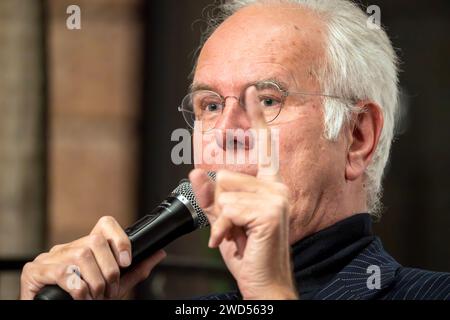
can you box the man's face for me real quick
[193,5,351,238]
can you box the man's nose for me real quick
[214,98,252,151]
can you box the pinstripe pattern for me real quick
[314,238,450,300]
[198,237,450,300]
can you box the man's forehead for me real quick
[194,4,325,92]
[191,65,294,93]
[194,52,320,94]
[198,22,322,66]
[199,4,325,53]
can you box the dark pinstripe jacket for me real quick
[309,237,450,300]
[199,214,450,300]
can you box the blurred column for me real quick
[0,0,45,299]
[46,0,143,244]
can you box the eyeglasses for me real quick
[178,80,351,132]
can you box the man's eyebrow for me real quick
[189,82,217,93]
[259,78,290,91]
[189,77,291,93]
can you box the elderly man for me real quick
[21,0,449,300]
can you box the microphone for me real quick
[34,172,215,300]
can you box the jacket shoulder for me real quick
[314,237,450,300]
[383,267,450,300]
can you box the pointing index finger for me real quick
[245,86,281,182]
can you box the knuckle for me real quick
[56,264,70,279]
[215,170,227,185]
[263,198,286,222]
[72,284,89,300]
[265,210,279,223]
[33,252,49,263]
[73,247,92,260]
[97,215,116,228]
[49,244,64,253]
[217,193,227,206]
[104,266,120,283]
[21,262,34,279]
[90,280,106,298]
[273,195,288,211]
[275,183,290,196]
[222,207,235,219]
[88,234,106,247]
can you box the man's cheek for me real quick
[279,136,328,191]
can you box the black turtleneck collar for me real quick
[291,213,375,299]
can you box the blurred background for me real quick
[0,0,449,299]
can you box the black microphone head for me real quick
[171,171,216,229]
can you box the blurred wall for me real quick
[46,0,143,245]
[0,0,45,299]
[365,0,450,272]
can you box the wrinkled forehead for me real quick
[194,4,327,92]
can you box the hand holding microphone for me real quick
[20,173,215,300]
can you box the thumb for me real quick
[189,168,215,212]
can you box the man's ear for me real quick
[345,101,384,181]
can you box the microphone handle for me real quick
[34,195,196,300]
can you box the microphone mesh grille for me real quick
[172,171,216,229]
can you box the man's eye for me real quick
[205,103,222,112]
[260,97,280,108]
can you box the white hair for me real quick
[193,0,400,216]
